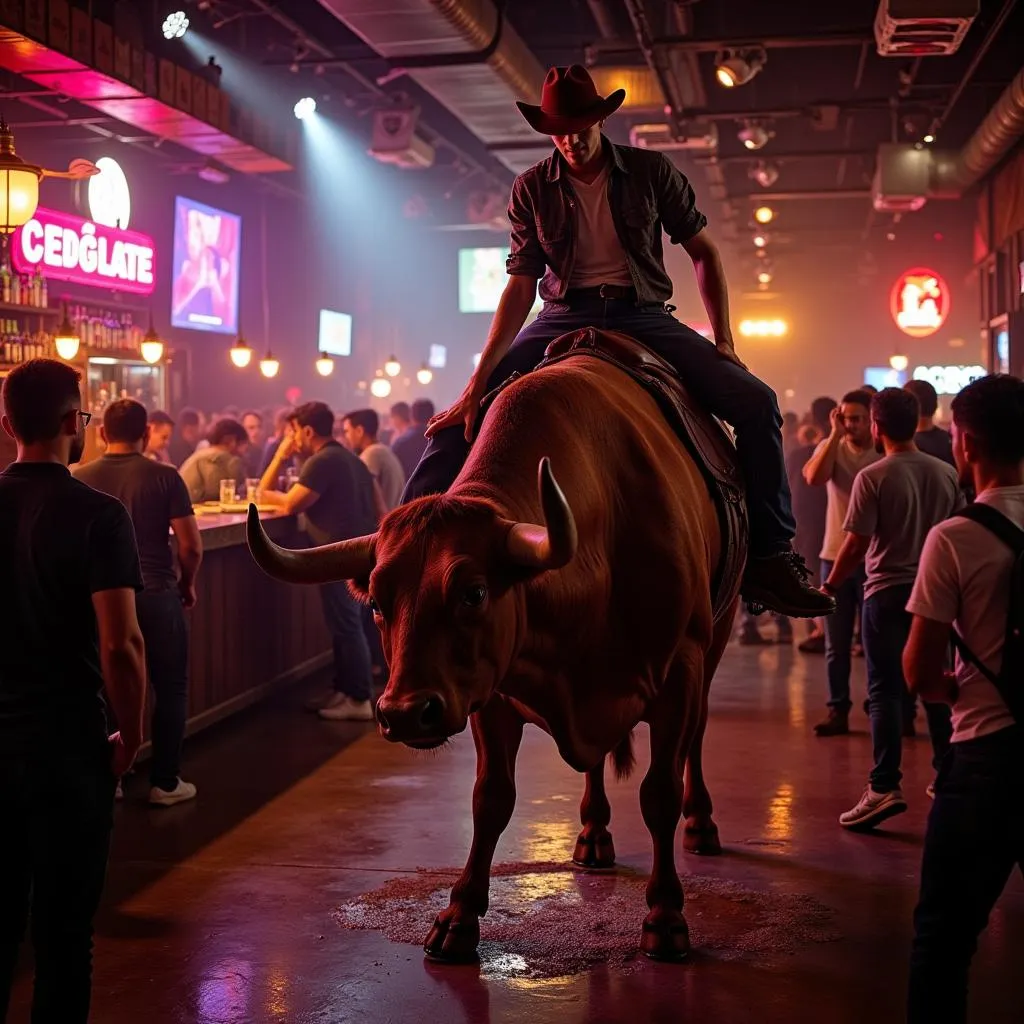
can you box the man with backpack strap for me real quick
[903,373,1024,1024]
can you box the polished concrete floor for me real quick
[9,637,1024,1023]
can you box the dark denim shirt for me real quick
[505,138,707,305]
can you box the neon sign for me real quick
[87,157,131,230]
[913,365,985,396]
[12,207,155,295]
[891,268,949,338]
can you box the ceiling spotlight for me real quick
[749,161,779,188]
[162,11,189,40]
[757,270,773,285]
[738,122,773,151]
[754,205,775,225]
[752,232,769,248]
[293,96,317,120]
[715,49,766,89]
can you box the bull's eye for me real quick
[462,583,488,608]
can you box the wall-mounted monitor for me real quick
[318,309,353,356]
[428,344,447,369]
[171,197,241,334]
[458,247,542,314]
[864,366,907,390]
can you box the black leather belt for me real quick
[563,284,638,303]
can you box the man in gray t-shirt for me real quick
[822,388,961,832]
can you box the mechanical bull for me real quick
[247,328,747,963]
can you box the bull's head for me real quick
[247,458,576,748]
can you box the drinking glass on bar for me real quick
[219,479,237,506]
[245,478,260,504]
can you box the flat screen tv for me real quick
[458,247,542,314]
[318,310,353,357]
[171,197,241,334]
[863,366,907,390]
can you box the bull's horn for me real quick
[247,504,376,584]
[505,458,578,571]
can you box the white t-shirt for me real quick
[906,485,1024,742]
[815,438,881,561]
[360,442,405,511]
[567,164,632,289]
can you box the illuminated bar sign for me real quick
[913,364,985,396]
[12,207,156,296]
[891,267,949,338]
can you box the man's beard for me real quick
[69,436,85,465]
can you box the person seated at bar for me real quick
[74,399,203,807]
[259,401,379,721]
[178,417,248,503]
[240,409,265,478]
[145,409,175,464]
[0,359,146,1023]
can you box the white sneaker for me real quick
[149,779,198,807]
[839,786,907,831]
[318,695,375,721]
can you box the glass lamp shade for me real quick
[416,364,433,385]
[230,338,253,368]
[54,334,80,360]
[140,339,164,364]
[259,352,280,378]
[370,376,392,398]
[0,166,40,234]
[384,355,401,378]
[889,354,909,372]
[315,354,334,376]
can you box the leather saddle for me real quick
[480,327,748,622]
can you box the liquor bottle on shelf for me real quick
[39,271,47,309]
[10,274,19,306]
[0,265,9,305]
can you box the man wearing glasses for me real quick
[0,360,146,1023]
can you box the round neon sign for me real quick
[88,156,131,230]
[891,267,949,338]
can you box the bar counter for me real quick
[148,510,332,744]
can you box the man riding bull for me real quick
[403,65,834,619]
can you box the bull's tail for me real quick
[608,731,636,781]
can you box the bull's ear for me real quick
[504,458,577,571]
[347,578,371,603]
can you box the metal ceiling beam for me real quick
[699,149,875,164]
[743,189,871,201]
[585,31,869,59]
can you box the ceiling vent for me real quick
[872,143,930,211]
[874,0,979,56]
[369,107,435,169]
[628,122,719,153]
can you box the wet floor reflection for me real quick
[196,957,253,1024]
[765,782,795,842]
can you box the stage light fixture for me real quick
[293,96,317,120]
[754,205,775,225]
[738,122,772,151]
[162,11,189,40]
[714,49,765,89]
[416,363,433,386]
[750,161,779,188]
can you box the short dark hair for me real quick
[291,401,334,438]
[241,409,263,424]
[177,407,200,429]
[841,389,873,410]
[150,409,174,428]
[208,418,248,446]
[862,384,878,394]
[810,396,837,433]
[411,399,435,424]
[1,358,81,444]
[903,378,938,418]
[390,401,411,422]
[344,408,379,438]
[951,374,1024,465]
[103,399,148,444]
[871,387,919,443]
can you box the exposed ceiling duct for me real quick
[314,0,545,175]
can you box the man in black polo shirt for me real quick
[75,399,203,806]
[0,359,146,1023]
[260,401,379,721]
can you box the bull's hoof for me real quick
[640,910,691,962]
[423,912,480,964]
[572,828,616,870]
[683,821,722,856]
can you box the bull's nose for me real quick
[375,693,448,741]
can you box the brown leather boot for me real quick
[814,708,850,736]
[742,549,837,618]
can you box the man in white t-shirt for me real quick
[803,389,881,735]
[902,373,1024,1024]
[340,409,406,511]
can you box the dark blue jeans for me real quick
[908,727,1024,1023]
[320,582,373,702]
[821,558,864,712]
[402,299,795,556]
[0,747,115,1023]
[136,589,189,791]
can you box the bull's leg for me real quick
[683,609,733,856]
[423,697,524,963]
[639,654,702,961]
[572,761,616,869]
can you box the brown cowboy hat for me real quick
[516,64,625,135]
